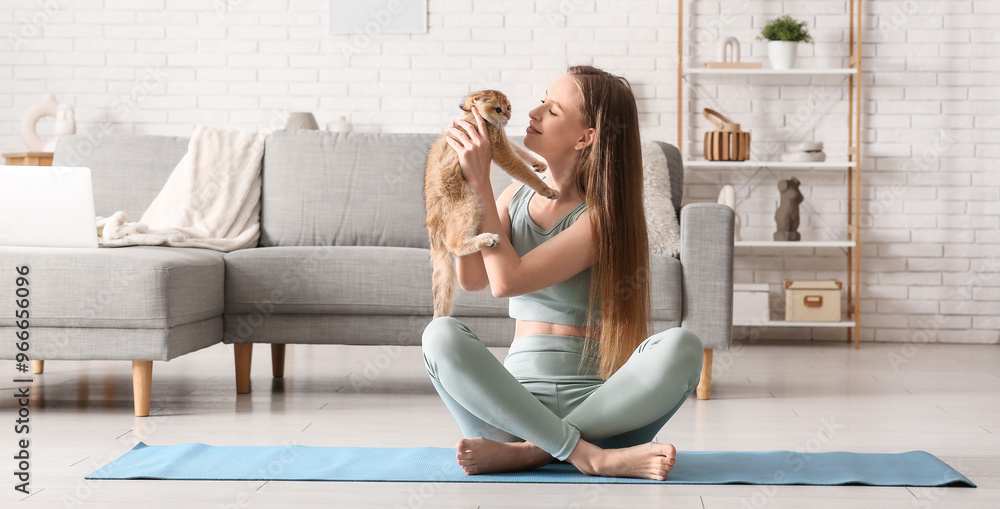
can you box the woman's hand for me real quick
[444,106,493,188]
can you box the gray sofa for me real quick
[0,129,733,416]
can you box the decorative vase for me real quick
[327,115,353,133]
[767,41,799,70]
[285,112,319,130]
[717,185,742,242]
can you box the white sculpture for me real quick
[327,115,354,132]
[717,36,741,63]
[21,94,76,152]
[717,184,742,241]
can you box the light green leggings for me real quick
[422,316,704,462]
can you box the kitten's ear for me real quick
[472,92,490,104]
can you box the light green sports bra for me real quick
[507,183,598,326]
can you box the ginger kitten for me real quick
[424,90,558,318]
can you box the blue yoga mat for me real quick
[86,442,975,486]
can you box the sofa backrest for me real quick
[261,130,685,248]
[259,130,438,248]
[53,134,190,220]
[53,131,685,248]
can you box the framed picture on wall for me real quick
[330,0,428,34]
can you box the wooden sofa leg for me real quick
[235,344,252,394]
[132,361,153,417]
[271,344,286,378]
[696,348,712,400]
[31,360,44,374]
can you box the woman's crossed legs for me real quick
[421,317,704,480]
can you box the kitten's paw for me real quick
[475,233,500,248]
[532,161,547,172]
[540,188,560,200]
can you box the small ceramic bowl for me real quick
[781,151,827,162]
[787,141,823,153]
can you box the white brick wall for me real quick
[1,0,997,345]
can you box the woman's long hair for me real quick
[568,65,652,380]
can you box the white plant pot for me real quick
[767,41,799,70]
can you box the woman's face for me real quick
[524,73,593,161]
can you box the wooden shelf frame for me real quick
[678,0,863,349]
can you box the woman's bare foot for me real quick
[455,437,553,475]
[567,439,677,481]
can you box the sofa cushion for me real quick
[222,246,681,322]
[0,246,225,328]
[223,245,510,317]
[651,253,683,322]
[260,130,439,248]
[53,134,190,220]
[0,320,221,362]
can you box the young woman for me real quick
[421,65,704,480]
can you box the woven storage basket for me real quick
[703,108,751,161]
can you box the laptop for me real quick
[0,166,99,248]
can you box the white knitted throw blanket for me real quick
[642,140,681,256]
[95,125,265,252]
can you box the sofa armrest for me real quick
[679,203,734,351]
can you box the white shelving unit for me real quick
[683,68,856,76]
[734,240,855,248]
[677,0,863,348]
[685,160,856,170]
[733,320,858,328]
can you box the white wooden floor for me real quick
[1,338,997,508]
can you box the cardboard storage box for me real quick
[784,280,842,322]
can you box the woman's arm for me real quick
[456,182,520,292]
[455,251,488,292]
[471,180,594,298]
[446,109,594,299]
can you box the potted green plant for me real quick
[758,15,813,70]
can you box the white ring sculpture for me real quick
[21,94,75,152]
